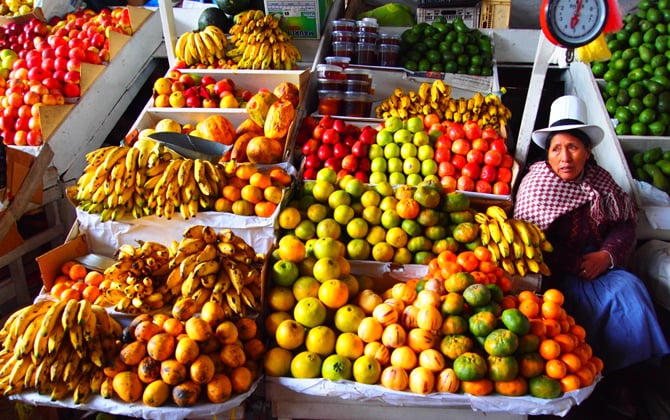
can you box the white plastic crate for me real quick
[416,4,481,28]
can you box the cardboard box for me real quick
[265,0,333,39]
[35,234,89,291]
[0,213,24,256]
[5,147,43,205]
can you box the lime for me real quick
[603,69,623,82]
[414,43,428,53]
[591,61,607,77]
[424,37,438,50]
[445,61,458,73]
[628,98,644,115]
[451,43,464,55]
[654,66,669,77]
[605,97,619,114]
[652,54,668,68]
[621,48,637,60]
[615,89,631,106]
[659,92,670,113]
[457,55,470,67]
[404,60,418,71]
[615,106,633,124]
[628,68,647,82]
[605,82,619,97]
[426,49,441,64]
[615,122,631,135]
[627,82,645,98]
[656,36,670,53]
[418,59,431,71]
[430,63,444,72]
[631,122,648,136]
[647,8,662,23]
[644,28,659,44]
[629,57,643,70]
[629,32,643,47]
[642,93,658,108]
[657,23,667,34]
[639,108,657,124]
[648,121,666,136]
[639,44,654,63]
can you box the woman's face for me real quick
[547,132,591,181]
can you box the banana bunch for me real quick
[226,9,302,70]
[174,25,229,67]
[475,205,553,277]
[98,241,175,314]
[165,225,265,318]
[375,82,512,131]
[0,299,122,402]
[74,141,226,221]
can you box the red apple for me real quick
[333,142,348,159]
[63,83,80,97]
[324,156,342,172]
[185,95,201,108]
[26,130,42,146]
[341,154,358,172]
[200,75,216,86]
[317,143,333,161]
[463,120,482,141]
[63,70,80,84]
[304,154,322,169]
[351,140,369,158]
[66,58,81,72]
[302,138,319,155]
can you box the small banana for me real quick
[488,220,502,243]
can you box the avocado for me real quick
[656,159,670,176]
[198,7,233,32]
[643,163,670,191]
[215,0,250,16]
[643,147,663,163]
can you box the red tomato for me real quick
[481,128,500,142]
[441,175,458,192]
[490,139,508,154]
[451,154,467,171]
[466,149,484,165]
[471,137,489,152]
[435,147,452,163]
[497,167,513,183]
[475,180,492,194]
[463,120,482,141]
[484,150,503,167]
[500,154,515,169]
[438,161,456,177]
[321,128,340,144]
[457,175,475,191]
[479,164,498,183]
[493,181,511,195]
[435,135,452,150]
[448,122,465,141]
[461,162,481,180]
[451,138,471,156]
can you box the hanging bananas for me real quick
[375,81,512,131]
[0,299,122,401]
[226,9,302,70]
[174,25,229,67]
[474,205,553,277]
[74,142,226,222]
[165,225,265,318]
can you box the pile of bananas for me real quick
[475,206,554,277]
[166,225,265,318]
[375,80,512,131]
[173,25,229,67]
[226,9,302,70]
[72,140,225,221]
[0,299,122,402]
[98,241,174,314]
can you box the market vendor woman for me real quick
[514,95,670,375]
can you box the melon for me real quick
[198,7,234,32]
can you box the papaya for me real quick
[235,118,264,135]
[264,100,295,139]
[228,131,257,161]
[246,91,279,127]
[273,82,300,108]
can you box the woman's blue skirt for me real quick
[559,269,670,373]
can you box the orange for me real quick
[84,271,104,287]
[278,207,302,230]
[395,198,420,219]
[61,260,76,276]
[543,319,562,337]
[518,290,539,303]
[543,289,565,306]
[235,163,258,180]
[255,201,277,217]
[60,288,81,301]
[267,286,296,312]
[249,172,271,189]
[538,338,561,360]
[456,251,478,272]
[575,366,594,387]
[500,295,518,310]
[222,185,241,202]
[559,352,582,373]
[264,185,284,204]
[529,319,547,337]
[473,246,492,262]
[68,263,88,281]
[241,185,263,204]
[541,301,562,320]
[318,279,349,310]
[590,356,604,374]
[553,333,577,353]
[560,374,581,392]
[545,358,567,379]
[518,299,540,319]
[50,282,69,299]
[518,352,546,378]
[82,285,101,303]
[269,167,292,186]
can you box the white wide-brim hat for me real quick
[531,95,604,149]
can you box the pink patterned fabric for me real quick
[514,160,637,231]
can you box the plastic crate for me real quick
[416,4,481,28]
[479,0,511,28]
[417,0,479,7]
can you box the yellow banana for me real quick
[498,236,510,259]
[196,243,218,263]
[525,257,540,274]
[512,236,525,260]
[47,322,66,355]
[524,243,536,260]
[488,220,502,243]
[500,220,515,244]
[501,258,516,275]
[485,205,509,224]
[509,219,532,247]
[102,146,129,171]
[193,260,220,278]
[61,297,80,332]
[17,318,39,359]
[479,223,490,246]
[514,258,528,277]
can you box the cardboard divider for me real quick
[5,147,45,204]
[39,104,75,142]
[128,6,153,32]
[80,62,106,96]
[36,234,90,291]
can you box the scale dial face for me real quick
[544,0,608,48]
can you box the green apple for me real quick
[423,174,441,185]
[384,143,400,159]
[333,204,355,224]
[362,206,383,225]
[406,173,423,186]
[400,143,417,159]
[417,144,435,161]
[328,190,351,209]
[387,157,403,173]
[389,171,406,185]
[393,128,412,144]
[413,131,431,146]
[346,239,371,261]
[384,116,404,132]
[316,167,338,184]
[272,259,300,287]
[376,129,394,146]
[344,178,366,198]
[369,143,384,159]
[360,189,381,207]
[406,116,424,133]
[370,156,388,173]
[375,181,395,197]
[403,157,421,175]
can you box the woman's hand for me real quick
[579,250,611,280]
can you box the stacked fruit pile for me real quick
[264,244,603,398]
[277,168,485,265]
[0,298,123,402]
[0,8,132,146]
[592,0,670,136]
[626,146,670,193]
[101,303,263,407]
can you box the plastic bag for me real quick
[33,0,79,21]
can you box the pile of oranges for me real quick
[48,260,103,303]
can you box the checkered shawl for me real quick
[514,161,636,231]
